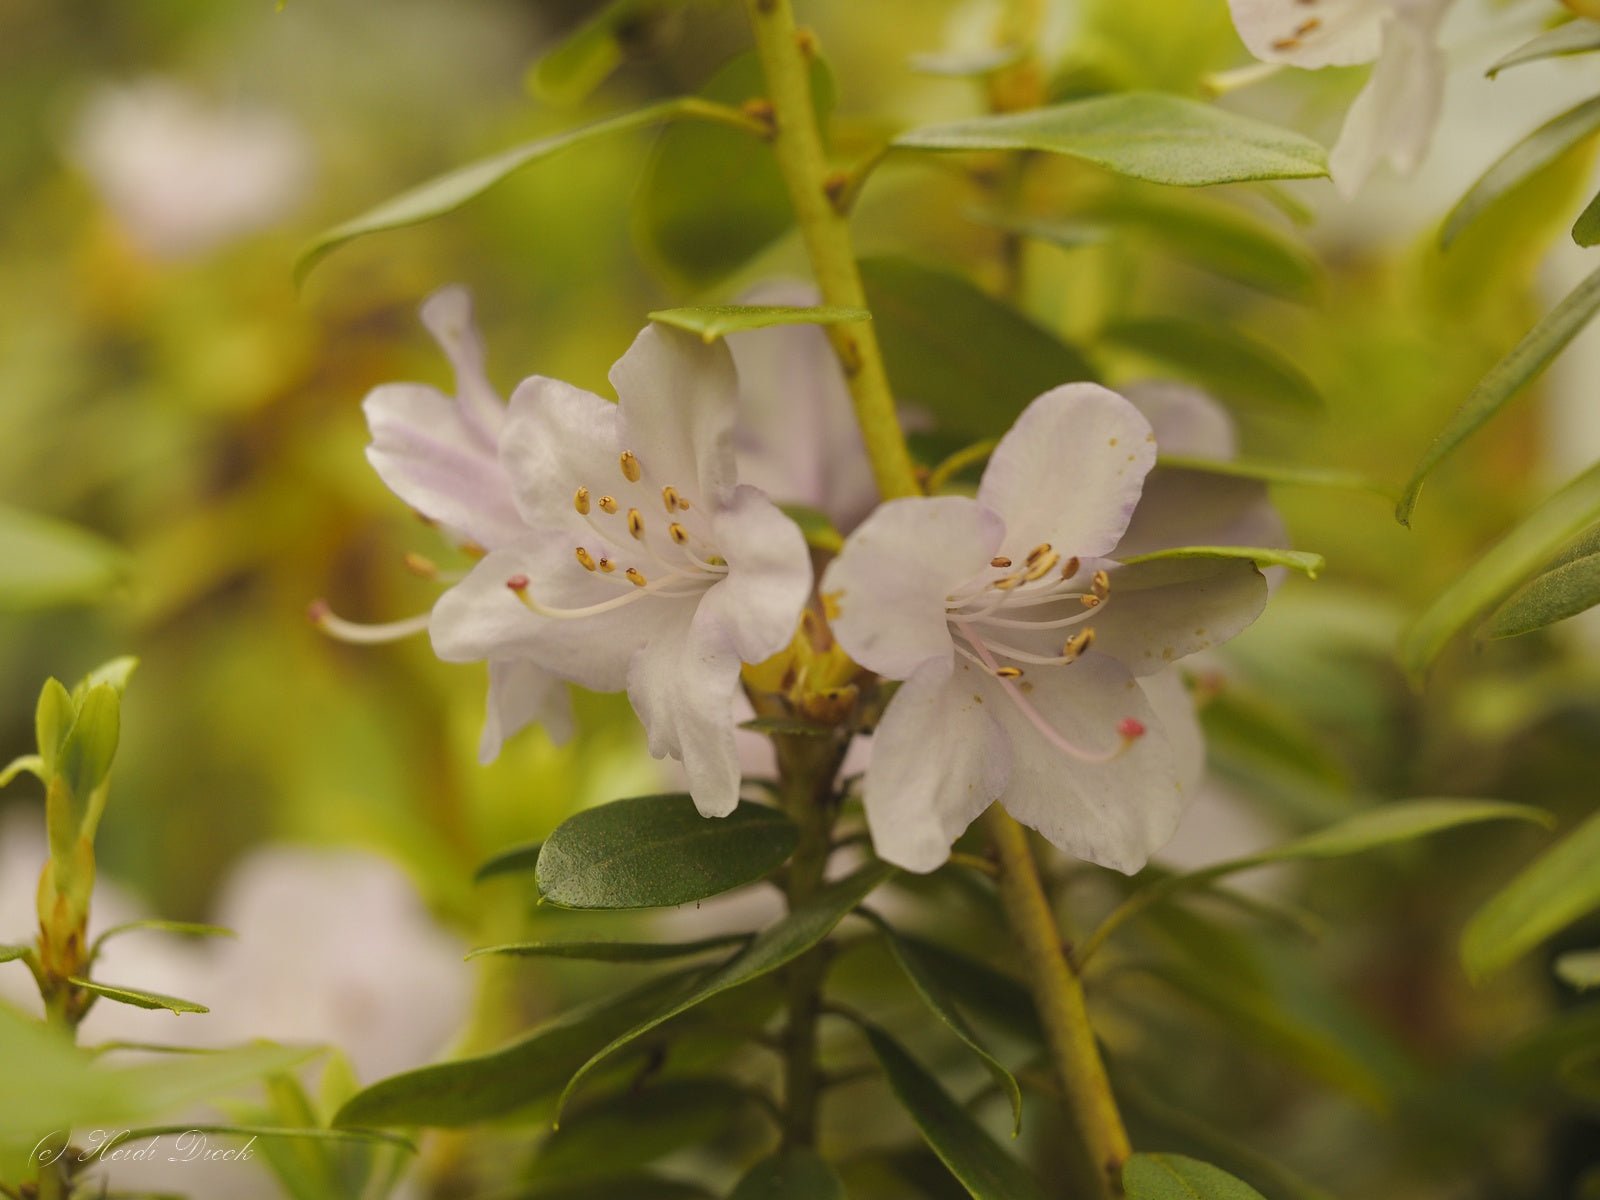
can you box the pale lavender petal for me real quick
[612,324,740,508]
[419,285,505,445]
[479,658,572,764]
[1088,557,1268,676]
[707,484,813,665]
[1229,0,1385,67]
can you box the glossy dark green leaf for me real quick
[730,1147,847,1200]
[1124,1153,1268,1199]
[1402,461,1600,673]
[1557,949,1600,991]
[71,977,208,1015]
[1398,267,1600,525]
[859,1023,1047,1200]
[1482,525,1600,638]
[533,1079,749,1179]
[555,861,893,1117]
[1443,95,1600,247]
[892,935,1042,1045]
[1100,317,1321,417]
[860,256,1095,437]
[536,794,799,910]
[894,92,1328,185]
[649,305,869,343]
[865,915,1022,1135]
[1462,808,1600,980]
[334,967,707,1127]
[297,98,761,283]
[1119,544,1323,578]
[1573,187,1600,246]
[474,840,542,882]
[635,51,830,287]
[466,934,749,963]
[0,504,128,612]
[1487,19,1600,77]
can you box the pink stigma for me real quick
[1117,718,1146,740]
[306,598,331,624]
[506,574,530,592]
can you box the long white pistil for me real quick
[308,601,431,645]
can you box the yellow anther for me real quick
[662,485,681,513]
[995,666,1024,679]
[993,571,1025,591]
[990,556,1012,569]
[1092,569,1111,599]
[674,492,691,511]
[597,557,615,573]
[627,508,645,539]
[574,486,591,515]
[1064,628,1095,660]
[462,541,487,559]
[598,495,618,514]
[668,522,689,545]
[625,567,648,587]
[1023,551,1060,582]
[1060,556,1080,580]
[575,546,597,571]
[402,552,438,578]
[822,590,843,621]
[620,450,642,483]
[1081,594,1101,609]
[1026,543,1052,566]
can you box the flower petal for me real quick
[709,484,814,664]
[1089,557,1268,676]
[1114,470,1288,560]
[1229,0,1385,68]
[612,324,740,507]
[479,659,572,764]
[1329,11,1446,196]
[1122,380,1235,459]
[862,656,1011,873]
[996,653,1185,874]
[626,601,746,818]
[823,495,1005,679]
[977,383,1155,561]
[728,282,878,530]
[1138,668,1204,791]
[499,375,623,535]
[419,285,505,445]
[363,382,525,549]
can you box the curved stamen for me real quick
[506,575,701,620]
[308,601,430,645]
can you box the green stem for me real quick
[37,990,75,1200]
[985,807,1131,1198]
[742,0,920,502]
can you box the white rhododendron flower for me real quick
[430,325,813,817]
[822,384,1268,873]
[329,287,573,763]
[69,77,312,259]
[1229,0,1451,195]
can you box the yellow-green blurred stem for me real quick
[985,807,1131,1198]
[742,0,920,502]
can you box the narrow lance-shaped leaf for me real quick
[91,920,235,962]
[1462,808,1600,980]
[529,0,680,105]
[1486,19,1600,77]
[536,794,799,909]
[894,92,1328,186]
[1482,524,1600,638]
[1398,266,1600,525]
[1120,545,1324,578]
[1156,454,1390,499]
[466,934,750,963]
[648,304,870,343]
[1573,187,1600,247]
[1401,461,1600,674]
[729,1148,847,1200]
[71,977,209,1015]
[0,504,128,613]
[553,861,893,1119]
[857,1022,1047,1200]
[296,98,764,283]
[533,1079,750,1180]
[1123,1152,1268,1200]
[1442,96,1600,247]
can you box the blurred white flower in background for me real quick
[69,77,313,260]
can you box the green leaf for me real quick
[776,503,845,555]
[76,655,138,699]
[0,945,28,964]
[536,794,799,910]
[1119,544,1324,578]
[1443,95,1600,247]
[474,840,542,882]
[858,1022,1047,1200]
[529,0,678,105]
[739,716,833,738]
[1401,461,1600,674]
[35,677,74,774]
[0,503,127,612]
[1124,1152,1268,1199]
[1100,317,1321,417]
[555,861,893,1118]
[334,966,708,1127]
[1486,19,1600,77]
[297,98,761,284]
[466,934,749,963]
[71,977,208,1015]
[865,915,1022,1136]
[1573,187,1600,246]
[894,935,1043,1045]
[1156,455,1389,499]
[1482,525,1600,638]
[0,754,43,789]
[523,1177,715,1200]
[635,51,830,287]
[1398,266,1600,525]
[1557,949,1600,991]
[894,92,1328,185]
[1462,808,1600,980]
[91,920,235,962]
[730,1148,847,1200]
[860,256,1096,438]
[57,682,120,809]
[648,305,869,344]
[533,1079,748,1180]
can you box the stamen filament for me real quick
[308,601,430,645]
